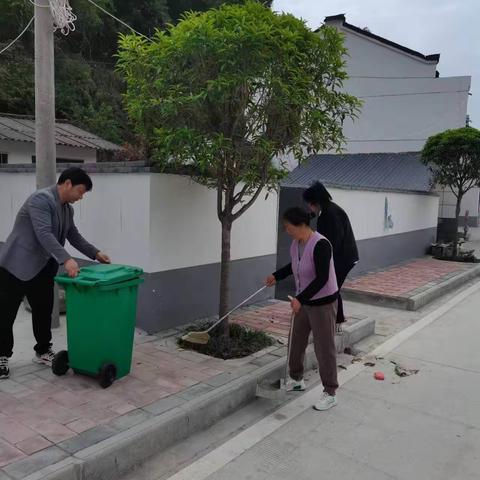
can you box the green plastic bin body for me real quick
[55,264,143,380]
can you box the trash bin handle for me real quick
[74,278,98,286]
[55,276,98,286]
[98,278,144,291]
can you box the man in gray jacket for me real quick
[0,167,110,379]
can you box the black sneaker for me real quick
[0,356,10,379]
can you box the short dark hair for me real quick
[57,167,93,191]
[282,207,311,227]
[302,181,332,206]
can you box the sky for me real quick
[272,0,480,127]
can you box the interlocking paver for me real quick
[0,439,25,468]
[344,258,472,298]
[14,436,52,455]
[0,416,38,444]
[65,418,97,434]
[30,421,76,444]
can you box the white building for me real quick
[324,14,476,230]
[324,14,470,155]
[0,114,120,164]
[277,14,473,286]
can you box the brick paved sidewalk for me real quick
[0,302,293,474]
[231,301,292,337]
[344,258,475,298]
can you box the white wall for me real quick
[339,27,437,78]
[0,140,96,164]
[0,172,278,274]
[342,76,470,154]
[328,187,439,241]
[0,173,36,241]
[320,23,471,156]
[149,174,278,272]
[71,173,151,268]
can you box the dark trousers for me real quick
[0,260,57,358]
[335,263,355,324]
[289,302,338,395]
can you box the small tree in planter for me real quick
[422,127,480,258]
[118,1,360,337]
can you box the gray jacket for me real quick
[0,185,99,281]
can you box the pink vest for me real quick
[290,231,338,300]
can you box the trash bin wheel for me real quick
[99,363,117,388]
[52,350,69,376]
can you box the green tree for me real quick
[422,127,480,257]
[118,1,360,335]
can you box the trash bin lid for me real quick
[61,264,143,287]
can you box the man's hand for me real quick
[96,252,111,264]
[289,296,302,314]
[265,275,276,287]
[65,258,80,278]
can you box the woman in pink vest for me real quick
[266,207,339,411]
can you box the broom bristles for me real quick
[181,331,211,345]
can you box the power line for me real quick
[347,138,427,143]
[0,17,34,55]
[350,75,438,79]
[358,90,469,99]
[84,0,153,42]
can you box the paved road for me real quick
[164,283,480,480]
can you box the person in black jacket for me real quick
[303,182,359,328]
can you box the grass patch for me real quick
[177,321,275,359]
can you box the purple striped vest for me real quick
[290,231,338,300]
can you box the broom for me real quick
[181,285,268,345]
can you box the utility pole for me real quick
[35,0,60,327]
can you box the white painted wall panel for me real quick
[148,174,278,271]
[328,187,438,241]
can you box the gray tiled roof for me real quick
[282,152,433,194]
[0,115,121,151]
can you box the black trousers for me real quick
[0,260,57,358]
[335,263,355,324]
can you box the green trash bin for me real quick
[53,264,144,388]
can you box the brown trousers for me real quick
[289,301,338,395]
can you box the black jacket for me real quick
[316,201,359,273]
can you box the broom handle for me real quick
[284,304,296,384]
[207,285,268,332]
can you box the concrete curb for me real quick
[342,263,480,311]
[339,318,376,349]
[7,319,374,480]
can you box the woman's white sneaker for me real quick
[286,377,306,392]
[313,392,337,411]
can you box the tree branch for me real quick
[232,183,265,221]
[233,183,250,204]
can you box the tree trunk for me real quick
[453,192,463,258]
[218,218,232,337]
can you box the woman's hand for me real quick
[265,275,276,287]
[289,296,302,314]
